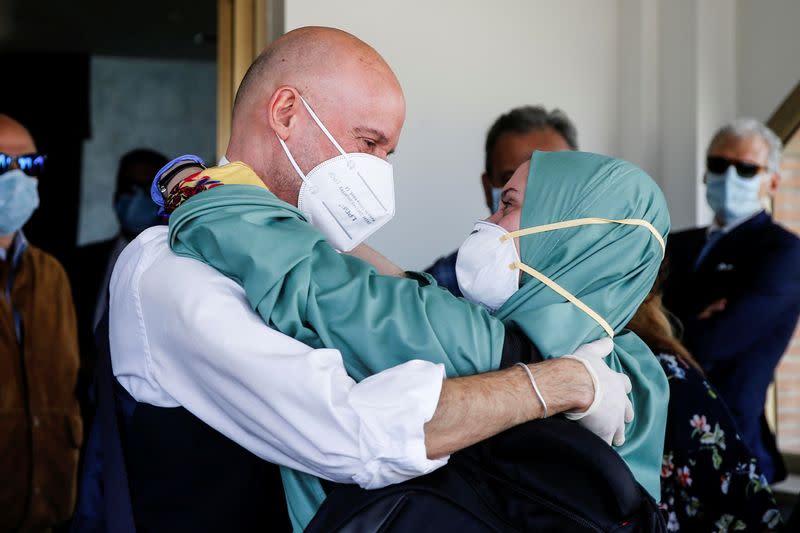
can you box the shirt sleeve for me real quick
[167,189,506,382]
[111,237,448,488]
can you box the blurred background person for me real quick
[70,148,167,427]
[662,118,800,484]
[425,105,577,295]
[0,114,82,531]
[628,265,782,532]
[74,148,167,331]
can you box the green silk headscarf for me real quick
[495,151,670,501]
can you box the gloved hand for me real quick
[562,338,634,447]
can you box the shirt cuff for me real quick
[347,360,449,489]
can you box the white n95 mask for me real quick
[277,96,395,252]
[456,217,666,331]
[456,221,521,312]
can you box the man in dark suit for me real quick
[425,106,577,295]
[663,118,800,483]
[70,149,167,424]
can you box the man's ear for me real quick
[767,171,780,196]
[760,171,780,198]
[481,172,493,212]
[268,86,301,141]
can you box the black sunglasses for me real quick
[0,152,47,177]
[706,155,762,178]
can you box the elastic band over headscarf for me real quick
[501,217,665,338]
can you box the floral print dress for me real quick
[658,353,783,532]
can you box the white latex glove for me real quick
[561,338,634,447]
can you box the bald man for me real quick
[103,27,628,532]
[0,115,82,530]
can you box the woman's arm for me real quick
[346,243,406,277]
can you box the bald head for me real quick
[227,27,405,206]
[233,27,399,117]
[0,114,36,155]
[0,115,38,244]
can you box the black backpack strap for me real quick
[305,463,507,533]
[309,418,667,533]
[463,417,664,531]
[95,307,137,533]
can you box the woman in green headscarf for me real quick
[456,151,670,500]
[166,150,669,525]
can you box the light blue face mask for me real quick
[115,187,161,236]
[491,186,503,213]
[706,165,763,224]
[0,169,39,235]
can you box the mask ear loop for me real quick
[275,94,351,194]
[298,96,347,157]
[500,217,667,339]
[510,260,616,338]
[275,135,308,178]
[504,217,665,257]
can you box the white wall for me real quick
[286,0,621,269]
[78,56,216,245]
[284,0,799,267]
[654,0,738,229]
[737,0,800,121]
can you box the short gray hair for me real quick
[707,117,783,174]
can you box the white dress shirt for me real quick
[108,226,448,489]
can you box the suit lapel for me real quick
[705,212,769,267]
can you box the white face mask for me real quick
[455,221,521,312]
[456,217,666,332]
[277,96,395,252]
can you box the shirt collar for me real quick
[708,209,764,236]
[0,231,28,266]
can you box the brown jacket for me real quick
[0,239,82,531]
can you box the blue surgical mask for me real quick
[491,187,503,213]
[705,166,763,224]
[115,187,161,236]
[0,169,39,235]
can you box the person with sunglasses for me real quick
[662,117,800,484]
[0,114,82,530]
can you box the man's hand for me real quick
[562,338,634,446]
[697,298,727,320]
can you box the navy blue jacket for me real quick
[425,250,463,297]
[663,211,800,482]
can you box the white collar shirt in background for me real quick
[109,226,448,488]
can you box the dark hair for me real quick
[116,148,169,192]
[484,106,578,174]
[119,149,169,173]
